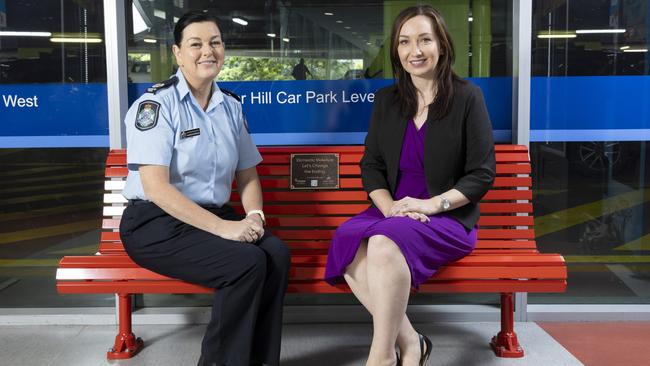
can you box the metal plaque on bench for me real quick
[290,153,339,190]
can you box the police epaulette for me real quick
[146,76,178,94]
[220,88,241,102]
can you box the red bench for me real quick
[56,144,566,359]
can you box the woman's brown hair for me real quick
[389,5,463,120]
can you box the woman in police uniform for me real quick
[119,10,290,366]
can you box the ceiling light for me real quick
[154,9,166,19]
[537,32,576,39]
[267,33,276,38]
[336,20,343,24]
[576,29,625,34]
[50,37,102,43]
[143,38,157,43]
[232,17,248,26]
[344,26,351,30]
[324,12,333,16]
[0,31,52,37]
[468,16,474,22]
[623,48,648,53]
[282,37,290,42]
[620,46,630,50]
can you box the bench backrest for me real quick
[99,145,536,256]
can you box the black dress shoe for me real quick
[418,333,432,366]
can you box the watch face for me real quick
[442,198,450,210]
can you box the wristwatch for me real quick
[439,196,451,211]
[246,209,266,226]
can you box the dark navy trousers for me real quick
[119,202,290,366]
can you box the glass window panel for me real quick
[530,0,650,304]
[0,1,109,307]
[0,0,106,83]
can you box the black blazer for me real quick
[361,80,496,230]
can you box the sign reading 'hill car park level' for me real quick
[1,78,513,147]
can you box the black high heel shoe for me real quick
[396,351,402,366]
[418,333,432,366]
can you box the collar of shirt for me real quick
[174,68,224,113]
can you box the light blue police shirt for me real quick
[122,68,262,206]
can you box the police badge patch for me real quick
[135,101,160,131]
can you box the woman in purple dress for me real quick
[324,5,496,366]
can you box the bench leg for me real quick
[490,292,524,358]
[107,293,144,360]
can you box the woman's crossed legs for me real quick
[344,235,424,366]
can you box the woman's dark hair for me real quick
[173,10,221,46]
[389,5,463,120]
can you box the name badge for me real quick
[180,128,200,139]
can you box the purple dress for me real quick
[324,120,477,288]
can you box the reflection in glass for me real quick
[0,0,106,83]
[126,0,512,83]
[533,0,649,76]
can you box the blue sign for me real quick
[1,78,511,147]
[131,77,513,145]
[0,84,108,147]
[531,76,650,142]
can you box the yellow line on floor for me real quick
[0,170,103,185]
[0,259,60,267]
[0,165,75,177]
[565,255,650,263]
[1,190,102,205]
[50,244,99,255]
[0,219,99,245]
[2,179,104,194]
[0,202,100,222]
[0,268,53,277]
[614,234,650,251]
[534,188,650,237]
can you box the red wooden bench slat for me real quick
[257,165,361,176]
[260,153,364,165]
[59,279,566,295]
[239,203,532,215]
[232,204,371,215]
[59,253,564,269]
[495,153,530,163]
[477,229,536,239]
[479,203,533,213]
[478,216,534,226]
[288,266,566,281]
[104,221,538,241]
[254,176,531,189]
[492,177,531,188]
[105,166,128,178]
[258,146,365,154]
[286,280,566,294]
[483,190,532,200]
[267,217,349,227]
[257,178,363,189]
[231,191,369,202]
[99,239,539,254]
[495,164,531,174]
[101,231,121,242]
